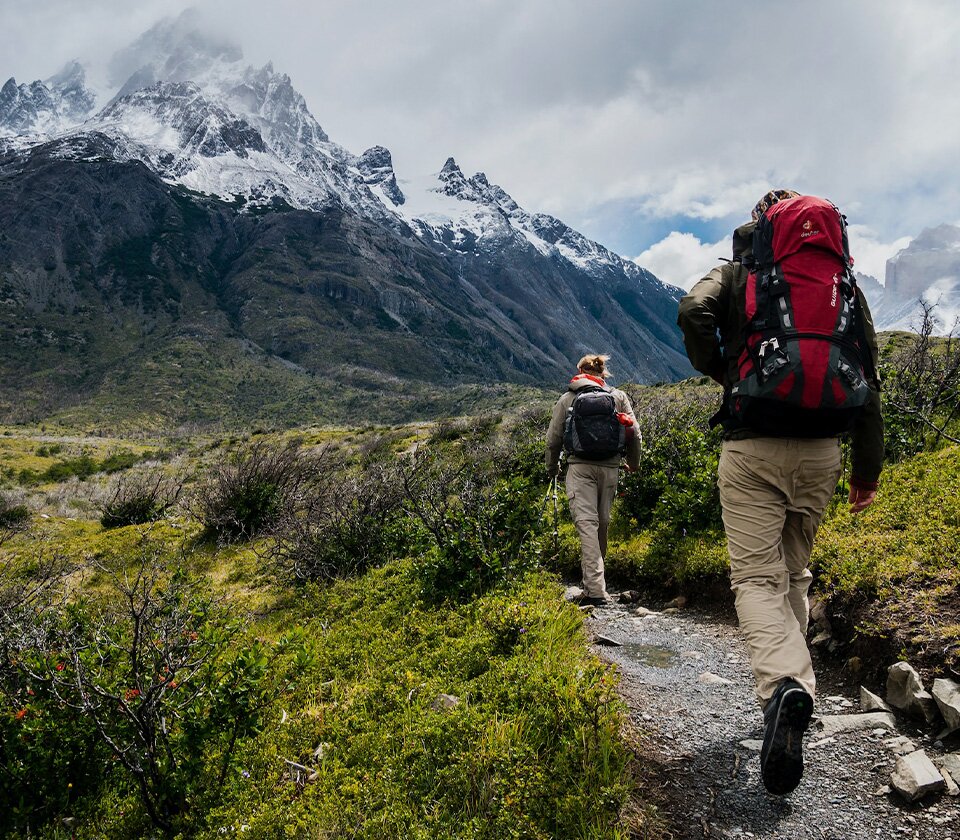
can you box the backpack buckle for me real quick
[758,338,780,358]
[757,338,789,380]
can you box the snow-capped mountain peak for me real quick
[2,13,675,295]
[358,145,405,206]
[93,82,267,160]
[107,9,242,93]
[0,60,97,138]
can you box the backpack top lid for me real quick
[758,195,849,267]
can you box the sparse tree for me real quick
[881,300,960,458]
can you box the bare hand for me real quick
[848,486,877,514]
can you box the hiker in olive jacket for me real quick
[677,189,884,796]
[545,354,641,606]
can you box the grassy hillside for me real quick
[0,420,662,839]
[4,318,958,836]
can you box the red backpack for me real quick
[725,195,874,437]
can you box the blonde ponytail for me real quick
[577,354,610,378]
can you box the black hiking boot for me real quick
[760,678,813,795]
[576,594,612,608]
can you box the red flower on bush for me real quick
[15,708,27,721]
[55,662,65,671]
[124,688,141,701]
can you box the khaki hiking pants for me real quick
[717,437,842,707]
[565,462,619,599]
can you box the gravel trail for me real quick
[584,600,960,840]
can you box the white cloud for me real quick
[638,224,916,292]
[3,0,960,256]
[846,224,913,284]
[633,231,729,291]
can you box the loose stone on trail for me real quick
[941,767,960,797]
[883,735,918,756]
[697,672,732,686]
[593,634,622,647]
[860,685,893,713]
[887,661,940,723]
[932,678,960,732]
[890,750,946,802]
[815,711,897,737]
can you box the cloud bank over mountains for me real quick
[2,0,959,289]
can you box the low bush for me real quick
[0,545,298,836]
[614,396,722,539]
[98,450,143,474]
[271,456,415,583]
[190,441,318,540]
[399,448,545,601]
[99,471,182,528]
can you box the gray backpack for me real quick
[562,386,626,460]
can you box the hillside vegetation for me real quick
[0,418,663,839]
[1,318,957,837]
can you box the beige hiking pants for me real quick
[565,462,619,598]
[717,437,842,707]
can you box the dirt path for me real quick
[583,599,960,840]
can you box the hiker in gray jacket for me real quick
[545,354,641,606]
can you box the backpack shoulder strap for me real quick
[850,291,880,387]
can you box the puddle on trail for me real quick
[620,642,678,668]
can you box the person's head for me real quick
[577,353,610,378]
[751,188,800,221]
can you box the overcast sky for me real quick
[3,0,959,287]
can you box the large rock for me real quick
[886,662,939,723]
[890,750,946,802]
[938,752,960,780]
[932,678,960,733]
[860,686,893,713]
[816,711,897,737]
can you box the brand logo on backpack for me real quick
[724,195,874,438]
[562,386,627,460]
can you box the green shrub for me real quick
[99,472,181,528]
[99,450,142,474]
[42,455,99,482]
[0,549,294,836]
[605,530,728,592]
[190,441,317,540]
[615,420,721,538]
[0,552,99,835]
[400,449,545,601]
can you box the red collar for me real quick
[570,373,606,387]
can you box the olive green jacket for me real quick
[676,221,884,489]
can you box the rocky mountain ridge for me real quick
[874,224,960,331]
[0,13,690,428]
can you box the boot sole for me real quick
[761,687,813,795]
